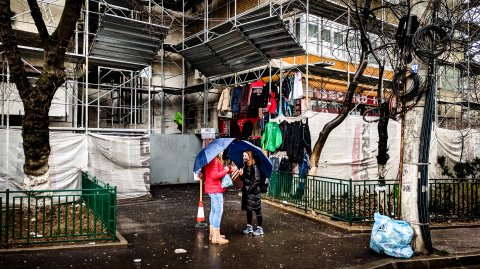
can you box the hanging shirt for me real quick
[261,121,283,153]
[293,72,304,99]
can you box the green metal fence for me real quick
[267,171,480,224]
[0,172,116,248]
[429,178,480,220]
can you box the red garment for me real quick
[204,158,227,194]
[237,118,259,132]
[266,91,278,114]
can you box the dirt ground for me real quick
[2,201,111,247]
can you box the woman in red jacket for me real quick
[204,151,229,245]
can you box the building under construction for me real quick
[0,0,480,189]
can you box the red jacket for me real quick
[204,158,227,194]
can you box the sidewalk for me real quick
[0,184,479,269]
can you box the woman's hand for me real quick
[224,166,229,172]
[239,168,244,176]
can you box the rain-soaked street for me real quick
[2,184,479,269]
[0,184,383,269]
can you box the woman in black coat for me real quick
[238,150,264,236]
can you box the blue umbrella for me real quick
[227,140,273,178]
[193,138,235,173]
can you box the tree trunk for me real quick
[309,0,373,174]
[21,93,53,190]
[0,0,83,193]
[309,56,369,174]
[377,100,390,185]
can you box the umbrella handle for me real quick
[199,179,203,202]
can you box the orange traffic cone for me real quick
[196,201,208,227]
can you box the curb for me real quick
[263,198,480,233]
[0,231,128,254]
[262,199,371,234]
[354,252,480,269]
[264,199,480,268]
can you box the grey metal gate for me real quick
[150,133,202,185]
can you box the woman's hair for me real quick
[244,150,255,166]
[216,152,224,165]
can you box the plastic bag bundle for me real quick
[369,213,414,258]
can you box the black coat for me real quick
[240,164,262,211]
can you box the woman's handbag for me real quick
[221,174,233,188]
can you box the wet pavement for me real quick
[1,184,479,269]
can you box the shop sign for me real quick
[314,88,378,106]
[201,128,216,139]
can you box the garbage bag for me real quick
[369,213,414,258]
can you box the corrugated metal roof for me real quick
[90,14,168,68]
[179,30,269,77]
[174,5,305,77]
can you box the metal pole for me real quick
[6,63,9,129]
[1,55,4,127]
[161,89,165,134]
[148,66,152,134]
[182,89,185,134]
[85,0,89,132]
[97,66,100,128]
[305,0,309,111]
[204,78,208,127]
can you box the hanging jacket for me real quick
[217,87,231,112]
[248,80,267,108]
[279,157,292,172]
[266,91,278,114]
[293,72,304,99]
[286,121,301,162]
[231,86,242,113]
[279,121,289,151]
[261,121,283,153]
[303,119,312,155]
[299,151,310,176]
[204,158,227,194]
[239,84,251,114]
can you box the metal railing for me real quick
[266,171,480,224]
[0,172,116,248]
[429,178,480,220]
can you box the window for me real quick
[347,35,358,48]
[295,18,301,41]
[308,23,319,38]
[334,32,344,46]
[439,66,460,91]
[321,28,331,43]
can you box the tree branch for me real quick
[26,0,50,42]
[50,0,83,48]
[0,0,32,98]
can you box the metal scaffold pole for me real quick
[85,0,89,132]
[305,0,309,111]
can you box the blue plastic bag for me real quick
[369,213,414,258]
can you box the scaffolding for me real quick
[1,0,478,135]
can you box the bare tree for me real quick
[0,0,83,190]
[309,0,390,173]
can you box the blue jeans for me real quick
[208,193,224,229]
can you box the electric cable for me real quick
[392,68,422,102]
[413,22,452,62]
